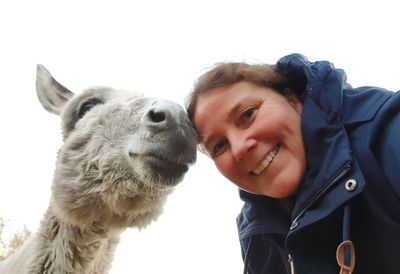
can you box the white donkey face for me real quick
[36,66,197,228]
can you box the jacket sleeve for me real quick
[240,234,290,274]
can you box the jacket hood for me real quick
[276,53,390,125]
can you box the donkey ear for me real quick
[36,65,74,115]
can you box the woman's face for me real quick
[194,81,306,198]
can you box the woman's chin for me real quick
[256,169,303,198]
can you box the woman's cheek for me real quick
[215,155,235,180]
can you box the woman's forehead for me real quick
[196,82,272,109]
[194,82,266,136]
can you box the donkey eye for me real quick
[78,98,103,118]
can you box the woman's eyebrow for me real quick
[228,102,244,122]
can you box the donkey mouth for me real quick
[141,154,189,173]
[129,152,189,184]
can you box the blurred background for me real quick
[0,1,399,273]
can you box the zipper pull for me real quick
[288,254,295,274]
[336,240,355,274]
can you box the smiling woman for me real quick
[186,53,400,274]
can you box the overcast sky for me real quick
[0,1,399,273]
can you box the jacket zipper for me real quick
[290,162,352,230]
[287,163,351,274]
[288,254,295,274]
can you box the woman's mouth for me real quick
[250,144,280,175]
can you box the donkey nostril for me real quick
[149,110,166,123]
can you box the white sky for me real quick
[0,0,399,273]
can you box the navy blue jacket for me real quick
[237,54,400,274]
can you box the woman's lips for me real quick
[250,144,280,175]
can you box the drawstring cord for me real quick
[343,205,352,266]
[336,203,356,274]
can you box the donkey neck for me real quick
[31,207,122,274]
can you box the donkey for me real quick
[0,66,197,273]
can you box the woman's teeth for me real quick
[251,145,280,175]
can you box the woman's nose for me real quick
[231,136,257,162]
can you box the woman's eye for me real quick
[213,140,227,157]
[78,98,103,118]
[239,107,257,125]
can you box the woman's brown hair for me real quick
[185,62,297,122]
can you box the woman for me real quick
[186,54,400,274]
